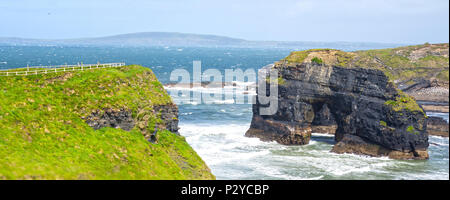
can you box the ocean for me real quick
[0,45,448,180]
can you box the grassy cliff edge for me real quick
[0,65,214,180]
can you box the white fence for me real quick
[0,62,126,76]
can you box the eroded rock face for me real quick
[153,104,179,134]
[246,62,429,160]
[84,104,179,142]
[85,108,135,131]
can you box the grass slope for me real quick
[282,43,449,83]
[0,65,214,180]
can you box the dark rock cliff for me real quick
[85,108,135,131]
[84,104,179,142]
[246,51,429,160]
[310,106,448,138]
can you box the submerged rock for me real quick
[246,49,429,160]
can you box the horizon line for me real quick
[0,31,435,45]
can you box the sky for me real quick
[0,0,448,44]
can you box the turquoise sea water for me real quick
[1,45,448,180]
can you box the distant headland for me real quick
[0,32,408,49]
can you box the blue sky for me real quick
[0,0,448,43]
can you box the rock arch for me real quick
[311,104,337,135]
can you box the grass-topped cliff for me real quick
[281,43,449,85]
[277,44,450,115]
[0,65,214,180]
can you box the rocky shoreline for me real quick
[401,79,449,113]
[310,116,448,138]
[421,105,449,113]
[309,102,449,137]
[424,116,449,137]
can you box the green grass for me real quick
[437,69,449,81]
[384,90,424,114]
[283,49,351,65]
[311,57,323,65]
[280,43,449,83]
[282,49,357,68]
[0,65,214,180]
[283,49,322,64]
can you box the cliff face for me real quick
[309,106,449,138]
[246,49,430,160]
[0,65,214,180]
[84,104,179,143]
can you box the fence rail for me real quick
[0,62,126,76]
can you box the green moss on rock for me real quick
[311,57,324,65]
[385,90,424,114]
[406,125,420,135]
[266,76,286,86]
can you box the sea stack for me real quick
[246,49,430,160]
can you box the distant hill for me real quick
[0,32,406,49]
[65,32,248,47]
